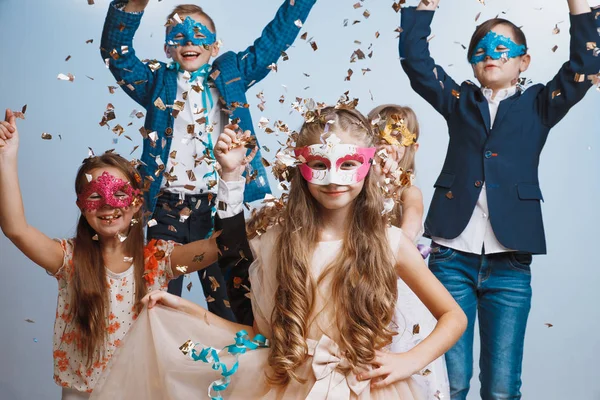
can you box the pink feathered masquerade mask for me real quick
[77,171,139,212]
[294,136,376,186]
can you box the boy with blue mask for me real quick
[101,0,316,325]
[398,0,600,399]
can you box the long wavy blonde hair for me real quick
[255,107,398,385]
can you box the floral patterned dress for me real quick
[51,238,176,393]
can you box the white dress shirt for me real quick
[432,86,517,255]
[161,71,225,196]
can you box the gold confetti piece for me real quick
[267,63,278,72]
[391,2,401,13]
[552,45,558,52]
[224,300,231,308]
[186,282,193,292]
[294,19,303,28]
[451,89,461,99]
[25,319,35,323]
[57,73,75,82]
[422,369,432,376]
[204,311,210,325]
[41,133,52,140]
[87,0,94,4]
[193,253,205,263]
[154,97,166,111]
[434,390,443,399]
[552,24,560,35]
[446,191,454,199]
[587,42,597,51]
[124,257,133,263]
[552,89,562,99]
[300,32,308,40]
[363,10,370,19]
[545,323,554,328]
[427,34,435,43]
[206,295,215,303]
[117,232,127,242]
[412,324,420,335]
[147,219,157,228]
[86,39,94,44]
[345,69,354,81]
[112,125,124,136]
[475,12,481,22]
[310,41,318,51]
[574,73,586,82]
[176,265,188,274]
[92,234,99,241]
[179,339,195,355]
[65,55,71,62]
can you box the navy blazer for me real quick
[400,8,600,254]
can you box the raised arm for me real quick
[399,3,461,120]
[0,110,64,275]
[169,232,219,278]
[100,0,158,107]
[212,125,259,325]
[399,186,424,243]
[358,233,467,387]
[568,0,592,14]
[537,3,600,127]
[232,0,317,88]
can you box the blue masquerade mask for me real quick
[469,31,526,64]
[166,16,216,48]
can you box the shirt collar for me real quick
[481,85,517,102]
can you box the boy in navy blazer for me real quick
[101,0,316,323]
[399,0,600,398]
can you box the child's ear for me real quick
[519,54,531,73]
[164,44,172,59]
[413,143,420,153]
[210,43,220,58]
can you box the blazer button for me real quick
[165,127,173,136]
[484,150,493,159]
[475,180,482,188]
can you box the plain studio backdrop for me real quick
[0,0,598,399]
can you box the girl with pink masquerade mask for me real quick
[91,106,467,400]
[0,109,224,400]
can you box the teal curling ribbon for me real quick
[168,62,218,240]
[187,330,268,400]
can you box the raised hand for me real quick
[214,124,258,182]
[0,109,19,157]
[124,0,151,13]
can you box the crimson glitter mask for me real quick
[294,135,376,186]
[77,172,138,212]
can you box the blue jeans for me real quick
[429,244,532,400]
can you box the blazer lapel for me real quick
[475,93,492,135]
[492,91,520,130]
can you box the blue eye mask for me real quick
[166,16,216,48]
[470,30,526,64]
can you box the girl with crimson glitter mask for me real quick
[0,109,223,399]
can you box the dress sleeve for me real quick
[51,239,75,284]
[143,239,178,291]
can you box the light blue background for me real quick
[0,0,599,399]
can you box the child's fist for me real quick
[124,0,150,13]
[0,109,19,155]
[214,125,258,181]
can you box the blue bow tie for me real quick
[169,62,211,83]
